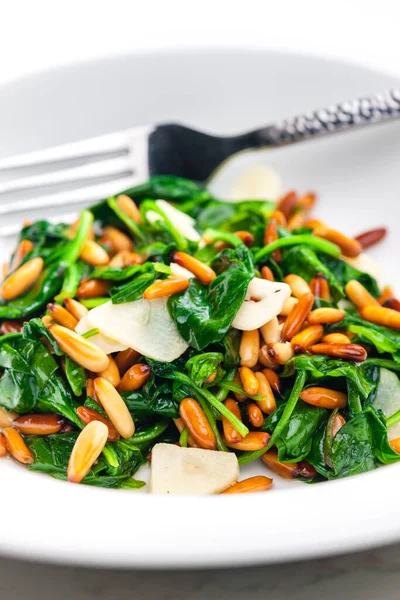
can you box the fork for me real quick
[1,88,400,238]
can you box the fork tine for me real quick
[0,156,133,195]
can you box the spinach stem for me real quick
[202,228,243,248]
[63,210,94,266]
[254,235,340,262]
[179,427,189,447]
[364,358,400,372]
[215,368,235,402]
[387,408,400,428]
[130,420,170,443]
[219,380,264,402]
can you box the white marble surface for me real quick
[1,543,400,599]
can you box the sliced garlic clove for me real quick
[232,277,291,331]
[229,165,282,202]
[153,200,201,242]
[170,262,195,280]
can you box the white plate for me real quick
[1,50,400,568]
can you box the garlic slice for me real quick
[151,200,201,242]
[232,277,291,331]
[229,165,282,202]
[170,262,195,280]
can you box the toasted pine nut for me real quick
[10,239,34,271]
[267,342,295,365]
[77,406,120,442]
[314,228,362,258]
[116,194,142,224]
[354,227,387,250]
[47,303,79,330]
[299,460,318,479]
[0,257,44,301]
[222,475,273,494]
[173,418,199,448]
[258,345,279,370]
[290,324,324,353]
[284,274,312,299]
[239,367,259,396]
[109,250,142,267]
[94,377,135,439]
[0,407,18,428]
[2,427,33,464]
[67,421,109,483]
[173,251,216,285]
[260,317,281,344]
[322,333,351,344]
[378,286,394,305]
[86,378,95,400]
[268,210,287,227]
[297,191,316,213]
[262,369,281,396]
[390,438,400,453]
[384,298,400,312]
[239,329,260,368]
[300,386,348,409]
[80,240,110,266]
[254,371,276,414]
[277,190,298,218]
[281,292,314,341]
[179,397,217,450]
[345,280,379,309]
[64,298,89,321]
[310,273,331,302]
[261,448,299,478]
[0,433,6,457]
[41,315,53,327]
[143,278,190,300]
[115,348,140,375]
[261,265,274,281]
[222,398,243,443]
[279,296,298,316]
[76,279,110,299]
[0,320,23,334]
[118,363,152,392]
[225,431,270,451]
[308,307,345,325]
[246,403,264,428]
[288,208,307,231]
[102,226,134,253]
[310,343,367,362]
[13,414,64,436]
[1,262,9,279]
[204,370,217,384]
[233,373,247,402]
[359,305,400,330]
[99,356,121,387]
[264,219,281,262]
[234,231,254,247]
[49,325,110,372]
[332,413,346,437]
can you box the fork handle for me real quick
[259,88,400,145]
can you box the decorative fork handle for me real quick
[263,88,400,144]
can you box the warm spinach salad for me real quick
[0,174,399,494]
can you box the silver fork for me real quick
[1,88,400,238]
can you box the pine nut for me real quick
[287,209,305,231]
[76,279,110,299]
[115,348,140,375]
[359,305,400,330]
[10,239,34,271]
[297,191,316,213]
[233,373,247,402]
[290,324,324,353]
[345,280,379,308]
[0,407,18,428]
[260,317,281,344]
[390,438,400,453]
[2,427,33,464]
[384,298,400,312]
[239,367,259,396]
[80,240,110,266]
[261,448,299,478]
[322,333,351,344]
[116,194,142,224]
[47,303,79,330]
[314,228,362,257]
[262,369,281,396]
[277,190,298,218]
[0,320,23,334]
[300,386,347,409]
[225,431,270,451]
[310,342,367,362]
[13,414,64,436]
[284,274,312,299]
[117,363,152,392]
[354,227,387,250]
[67,421,109,483]
[298,460,317,479]
[173,418,199,448]
[222,398,243,443]
[264,219,281,262]
[267,342,295,364]
[246,403,264,428]
[173,251,216,285]
[305,217,326,231]
[77,406,120,442]
[268,210,287,227]
[239,329,260,368]
[258,345,279,370]
[378,286,394,305]
[49,324,110,372]
[279,296,298,316]
[254,371,276,413]
[0,257,44,301]
[234,231,254,247]
[102,226,134,253]
[179,397,217,450]
[281,292,314,341]
[109,250,142,267]
[261,266,274,281]
[64,298,89,320]
[204,370,217,384]
[41,315,53,327]
[99,356,121,387]
[94,377,135,439]
[1,262,9,279]
[0,433,6,457]
[86,378,95,400]
[331,413,346,437]
[308,307,345,325]
[143,278,189,300]
[222,475,273,494]
[310,273,331,302]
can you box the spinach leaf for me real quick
[92,264,146,281]
[122,379,179,422]
[185,352,224,387]
[221,328,241,367]
[274,401,327,462]
[65,356,86,397]
[331,412,376,478]
[110,265,157,304]
[335,312,400,358]
[319,255,380,297]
